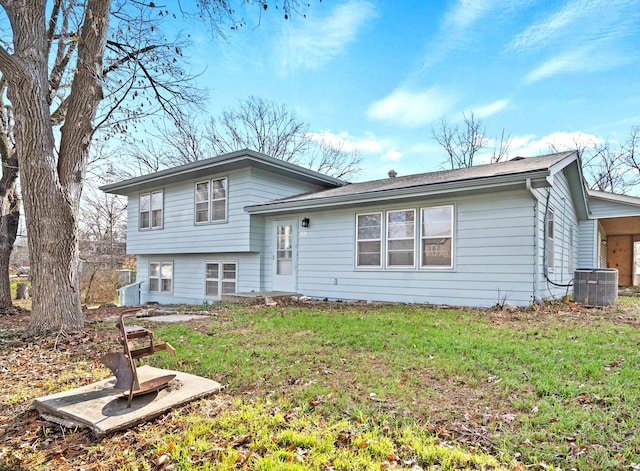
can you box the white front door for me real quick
[272,220,297,292]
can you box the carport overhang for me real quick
[588,191,640,287]
[599,216,640,236]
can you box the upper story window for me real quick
[195,177,227,224]
[356,213,382,268]
[387,209,415,268]
[421,205,453,268]
[140,190,163,230]
[195,182,209,223]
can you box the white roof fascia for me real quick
[588,189,640,207]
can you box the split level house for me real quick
[101,149,640,308]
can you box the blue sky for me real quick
[187,0,640,181]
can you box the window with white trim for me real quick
[387,209,415,268]
[195,177,227,224]
[149,262,172,293]
[356,213,382,267]
[205,261,237,297]
[421,205,453,268]
[195,181,209,223]
[546,209,555,270]
[140,190,163,230]
[211,178,227,221]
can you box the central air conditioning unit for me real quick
[573,268,618,307]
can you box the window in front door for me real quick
[276,224,293,275]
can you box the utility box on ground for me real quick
[573,268,618,307]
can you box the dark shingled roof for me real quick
[256,151,577,206]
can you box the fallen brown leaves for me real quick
[0,306,126,470]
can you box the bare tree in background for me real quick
[79,180,127,304]
[583,141,632,194]
[432,112,511,169]
[125,115,213,176]
[206,96,362,179]
[492,128,512,165]
[208,97,308,162]
[0,79,19,310]
[619,126,640,191]
[305,139,362,179]
[80,165,128,270]
[0,0,311,336]
[124,96,362,180]
[546,128,638,195]
[79,189,126,264]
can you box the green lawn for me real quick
[139,300,640,470]
[2,299,639,470]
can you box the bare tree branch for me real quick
[432,112,493,169]
[205,96,361,178]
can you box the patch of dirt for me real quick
[0,304,136,330]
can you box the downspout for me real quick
[526,178,541,304]
[561,197,566,283]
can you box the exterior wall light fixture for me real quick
[301,217,310,228]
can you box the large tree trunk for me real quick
[8,54,85,334]
[0,1,111,335]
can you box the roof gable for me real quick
[100,149,346,195]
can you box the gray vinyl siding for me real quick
[136,253,261,304]
[589,197,640,218]
[264,190,540,307]
[126,167,325,255]
[532,171,580,301]
[578,220,598,268]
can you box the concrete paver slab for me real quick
[33,365,221,436]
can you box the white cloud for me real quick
[508,131,605,156]
[307,130,406,171]
[367,86,455,128]
[277,0,378,73]
[525,40,634,82]
[525,47,591,82]
[508,135,537,150]
[382,149,403,161]
[419,0,500,72]
[468,131,605,165]
[510,0,589,51]
[442,0,495,31]
[474,99,509,118]
[306,130,382,154]
[513,0,640,82]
